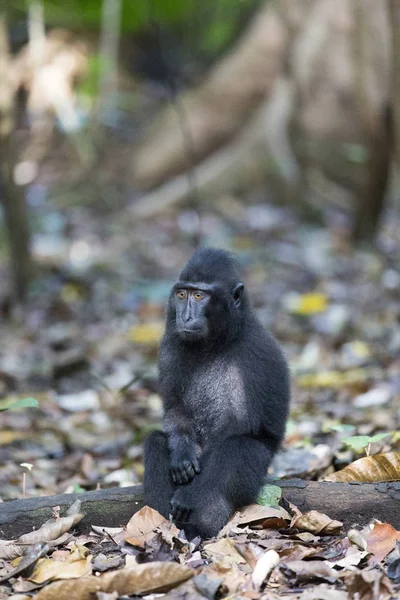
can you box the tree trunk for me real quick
[0,12,31,302]
[351,0,392,241]
[389,0,400,168]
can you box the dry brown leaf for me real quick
[280,559,338,583]
[17,500,84,545]
[96,593,118,600]
[295,532,319,543]
[156,520,180,546]
[329,546,368,568]
[324,452,400,483]
[300,584,348,600]
[0,532,71,563]
[344,568,393,600]
[291,510,343,535]
[278,543,322,561]
[0,541,23,561]
[261,517,288,530]
[216,511,242,537]
[28,554,92,583]
[91,526,124,537]
[203,538,246,568]
[124,506,166,548]
[365,522,400,563]
[203,561,247,594]
[0,543,50,583]
[237,504,290,526]
[34,562,193,600]
[234,541,262,567]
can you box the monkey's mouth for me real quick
[179,327,207,339]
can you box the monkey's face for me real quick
[170,281,245,343]
[173,285,211,341]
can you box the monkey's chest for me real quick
[183,362,247,443]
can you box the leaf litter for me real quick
[1,500,400,598]
[1,132,400,598]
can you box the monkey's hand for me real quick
[170,448,200,485]
[170,486,194,523]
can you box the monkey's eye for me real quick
[176,290,187,299]
[193,291,205,301]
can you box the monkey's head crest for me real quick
[179,247,240,285]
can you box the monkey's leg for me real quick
[171,435,274,539]
[143,430,175,518]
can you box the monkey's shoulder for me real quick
[242,319,288,365]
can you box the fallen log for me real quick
[1,480,400,539]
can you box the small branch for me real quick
[98,0,122,124]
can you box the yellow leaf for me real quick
[61,284,83,303]
[347,341,371,359]
[34,563,193,600]
[297,368,369,389]
[324,452,400,483]
[0,430,26,445]
[29,555,92,583]
[287,293,328,315]
[128,322,164,345]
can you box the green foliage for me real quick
[70,482,86,493]
[342,143,368,164]
[324,423,356,434]
[198,0,258,56]
[9,0,229,32]
[341,432,391,453]
[77,54,103,100]
[201,20,237,56]
[257,484,282,508]
[8,0,261,60]
[0,397,39,411]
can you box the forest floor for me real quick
[0,123,400,598]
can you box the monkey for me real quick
[143,247,290,539]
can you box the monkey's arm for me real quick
[163,405,200,485]
[170,433,275,537]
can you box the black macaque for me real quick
[144,248,290,539]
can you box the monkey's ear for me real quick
[233,283,244,307]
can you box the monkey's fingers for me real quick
[171,466,188,484]
[170,500,191,523]
[177,507,191,523]
[182,460,196,480]
[192,458,201,473]
[170,468,179,484]
[172,461,196,485]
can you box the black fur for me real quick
[143,248,290,539]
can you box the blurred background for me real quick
[0,0,399,499]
